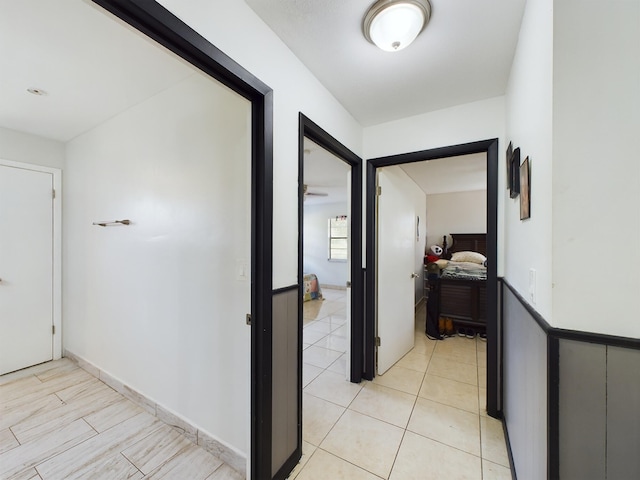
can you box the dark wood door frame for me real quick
[364,139,501,417]
[299,114,364,383]
[92,1,275,478]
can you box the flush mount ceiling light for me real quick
[363,0,432,52]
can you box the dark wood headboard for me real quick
[444,233,487,257]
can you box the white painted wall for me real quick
[504,0,554,321]
[63,73,252,456]
[303,202,348,288]
[551,0,640,338]
[425,190,487,250]
[0,127,65,169]
[364,96,506,276]
[157,0,363,290]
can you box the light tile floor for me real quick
[293,288,512,480]
[0,360,241,479]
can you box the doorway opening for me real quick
[299,114,364,384]
[365,139,500,417]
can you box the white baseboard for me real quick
[63,349,246,477]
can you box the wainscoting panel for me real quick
[606,346,640,479]
[558,340,606,479]
[503,279,640,479]
[502,284,547,479]
[271,286,300,477]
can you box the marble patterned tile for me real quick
[144,443,223,479]
[0,374,42,400]
[302,345,343,369]
[397,350,432,373]
[479,387,488,417]
[2,369,91,410]
[349,382,416,428]
[482,459,512,479]
[433,341,478,366]
[206,463,244,479]
[480,415,510,467]
[295,448,380,480]
[303,321,335,335]
[0,394,64,431]
[123,423,192,474]
[302,363,324,388]
[0,418,96,479]
[156,404,198,444]
[389,431,482,480]
[11,386,122,443]
[372,365,425,395]
[478,366,487,388]
[412,334,438,355]
[0,428,19,454]
[302,328,328,345]
[99,371,156,415]
[287,441,316,480]
[83,398,144,433]
[302,393,345,446]
[427,356,479,386]
[9,467,42,480]
[407,397,481,456]
[304,370,363,407]
[313,333,348,353]
[320,409,404,478]
[326,354,347,375]
[197,429,245,475]
[35,412,162,479]
[34,359,79,382]
[54,377,104,403]
[419,374,479,414]
[54,452,144,480]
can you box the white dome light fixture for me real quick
[363,0,432,52]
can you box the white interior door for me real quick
[0,164,54,375]
[376,168,415,375]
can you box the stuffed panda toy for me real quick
[425,245,443,264]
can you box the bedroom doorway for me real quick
[299,114,363,385]
[365,139,501,417]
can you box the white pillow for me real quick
[450,251,486,264]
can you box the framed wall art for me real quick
[510,147,520,199]
[520,156,530,220]
[506,141,513,191]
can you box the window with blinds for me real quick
[328,216,348,261]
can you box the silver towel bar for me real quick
[92,219,131,227]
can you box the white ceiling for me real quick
[245,0,526,126]
[0,0,196,142]
[303,138,350,205]
[3,0,492,194]
[399,153,486,195]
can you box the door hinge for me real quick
[52,325,55,335]
[246,313,252,326]
[52,189,56,199]
[346,281,352,288]
[375,336,381,347]
[377,185,382,196]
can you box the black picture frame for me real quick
[510,147,520,198]
[520,156,530,220]
[506,141,513,190]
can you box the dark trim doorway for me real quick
[92,1,274,478]
[299,114,364,383]
[364,139,500,417]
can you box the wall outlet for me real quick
[529,268,536,305]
